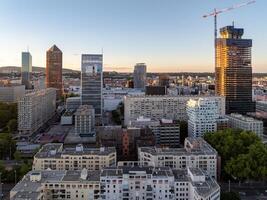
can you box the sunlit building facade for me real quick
[215,25,255,114]
[46,45,63,98]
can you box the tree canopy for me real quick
[204,129,267,181]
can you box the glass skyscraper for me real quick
[21,52,32,89]
[133,63,147,90]
[215,25,255,114]
[81,54,103,120]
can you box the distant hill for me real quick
[0,66,79,74]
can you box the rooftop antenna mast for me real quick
[203,0,256,67]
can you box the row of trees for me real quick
[0,102,17,133]
[204,128,267,181]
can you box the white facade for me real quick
[18,88,56,135]
[226,113,263,138]
[138,137,218,179]
[124,95,225,126]
[33,143,116,171]
[187,98,220,138]
[0,85,25,103]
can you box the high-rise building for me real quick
[133,63,146,89]
[46,45,63,98]
[18,88,56,135]
[21,52,32,89]
[81,54,103,120]
[215,25,255,114]
[0,85,25,103]
[187,98,219,138]
[159,74,170,87]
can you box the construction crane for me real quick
[203,0,255,69]
[203,0,256,41]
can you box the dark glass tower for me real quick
[21,52,32,89]
[215,25,255,114]
[81,54,103,120]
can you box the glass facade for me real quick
[215,26,255,114]
[81,54,103,118]
[21,52,32,89]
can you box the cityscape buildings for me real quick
[0,85,25,103]
[18,88,56,135]
[215,25,255,114]
[11,165,220,200]
[226,113,263,138]
[46,45,63,98]
[133,63,147,90]
[138,137,219,179]
[81,54,103,121]
[21,52,32,89]
[187,98,220,138]
[33,143,116,171]
[124,95,225,126]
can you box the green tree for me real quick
[221,192,240,200]
[13,151,22,161]
[7,119,17,133]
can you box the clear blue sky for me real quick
[0,0,266,72]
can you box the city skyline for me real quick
[0,0,266,72]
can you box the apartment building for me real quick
[11,166,220,200]
[33,143,116,171]
[187,98,220,138]
[18,88,56,135]
[124,95,225,126]
[0,85,25,103]
[226,113,263,138]
[138,137,218,179]
[75,105,95,137]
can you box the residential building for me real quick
[66,96,81,110]
[21,52,32,89]
[124,95,225,126]
[139,137,219,179]
[0,85,25,103]
[226,113,263,138]
[145,86,167,95]
[159,74,170,87]
[187,98,219,138]
[133,63,146,89]
[46,45,63,98]
[75,105,95,137]
[215,25,255,114]
[11,166,220,200]
[81,54,103,121]
[18,88,56,135]
[33,143,116,171]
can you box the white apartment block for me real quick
[10,170,100,200]
[75,105,95,137]
[33,143,116,171]
[226,113,263,138]
[11,166,220,200]
[187,98,220,138]
[139,137,218,179]
[18,88,56,135]
[0,85,25,103]
[124,95,225,126]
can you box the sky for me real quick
[0,0,266,72]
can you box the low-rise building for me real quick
[139,137,219,179]
[75,105,95,137]
[11,166,220,200]
[226,113,263,138]
[66,96,81,110]
[33,143,116,171]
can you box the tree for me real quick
[13,151,22,161]
[221,192,240,200]
[7,119,17,133]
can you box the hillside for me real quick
[0,66,79,74]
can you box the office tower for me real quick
[124,95,225,126]
[215,25,255,114]
[33,143,116,170]
[133,63,146,89]
[74,105,95,137]
[81,54,103,120]
[139,137,218,179]
[18,88,56,135]
[21,52,32,89]
[159,74,170,87]
[226,113,263,138]
[46,45,63,98]
[187,98,219,138]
